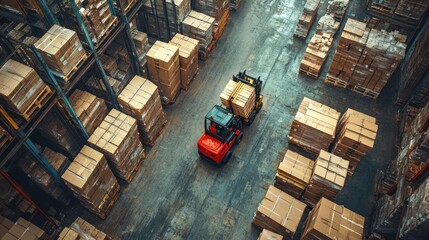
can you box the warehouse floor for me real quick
[65,0,401,239]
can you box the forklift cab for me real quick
[205,106,236,143]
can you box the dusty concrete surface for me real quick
[66,0,400,239]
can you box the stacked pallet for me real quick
[301,150,349,206]
[69,90,108,135]
[118,76,167,146]
[253,185,306,238]
[169,33,199,90]
[0,215,13,239]
[257,229,283,240]
[288,97,340,154]
[333,108,378,176]
[220,80,256,119]
[399,177,429,239]
[88,109,145,181]
[367,0,429,26]
[182,11,215,57]
[274,150,314,198]
[326,0,349,21]
[35,25,87,80]
[0,59,51,121]
[58,217,112,240]
[2,218,47,240]
[64,0,117,46]
[62,145,120,219]
[193,0,229,21]
[146,41,181,104]
[325,18,407,98]
[301,198,365,240]
[294,0,320,39]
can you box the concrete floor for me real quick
[66,0,401,239]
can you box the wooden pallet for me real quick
[181,68,199,91]
[352,85,379,99]
[368,3,396,15]
[142,120,167,147]
[125,150,145,183]
[288,137,320,155]
[51,54,88,81]
[299,67,319,79]
[94,18,119,48]
[14,86,53,121]
[324,75,349,89]
[198,40,217,61]
[124,0,136,13]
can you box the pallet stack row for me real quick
[288,97,340,154]
[325,18,407,98]
[118,75,167,146]
[58,217,112,240]
[146,41,182,104]
[0,59,51,121]
[220,80,256,119]
[182,11,215,58]
[367,0,429,26]
[0,215,13,239]
[301,150,349,207]
[103,38,135,83]
[252,185,306,239]
[169,33,199,90]
[193,0,229,21]
[333,108,378,176]
[1,217,47,240]
[88,109,145,182]
[300,198,365,240]
[299,0,349,78]
[274,150,314,198]
[131,29,150,75]
[61,145,120,219]
[294,0,320,39]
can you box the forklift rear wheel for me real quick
[223,151,232,164]
[236,133,243,144]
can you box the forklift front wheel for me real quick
[223,151,232,164]
[256,102,263,113]
[236,133,243,144]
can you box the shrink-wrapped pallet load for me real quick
[220,80,256,119]
[182,11,215,56]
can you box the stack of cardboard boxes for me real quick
[367,0,429,26]
[0,60,51,121]
[220,80,256,119]
[257,229,283,240]
[294,0,320,39]
[1,217,47,240]
[62,146,120,219]
[118,76,167,146]
[301,198,365,240]
[35,25,87,80]
[193,0,229,21]
[69,90,108,135]
[301,150,349,207]
[182,11,215,58]
[253,185,306,238]
[0,216,14,239]
[146,41,181,104]
[169,33,199,90]
[58,217,112,240]
[131,30,150,76]
[275,150,314,198]
[288,97,340,154]
[333,108,378,176]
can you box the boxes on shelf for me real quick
[257,229,283,240]
[69,90,108,135]
[131,30,150,75]
[169,33,199,90]
[220,80,256,119]
[35,25,87,80]
[62,145,120,219]
[294,0,320,39]
[300,198,364,240]
[193,0,229,21]
[275,149,314,198]
[253,185,306,238]
[0,215,14,239]
[146,41,181,104]
[118,75,167,146]
[333,108,378,176]
[58,217,112,240]
[0,59,51,121]
[82,75,126,101]
[182,11,215,57]
[88,109,145,182]
[288,97,340,154]
[2,217,47,240]
[301,150,348,207]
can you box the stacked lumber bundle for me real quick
[274,150,314,198]
[288,97,340,154]
[118,76,167,146]
[35,25,87,80]
[169,33,199,90]
[62,146,120,219]
[257,229,283,240]
[88,109,145,181]
[58,217,112,240]
[0,59,51,121]
[182,11,215,57]
[326,0,349,21]
[0,215,13,239]
[294,0,320,39]
[193,0,229,21]
[146,41,181,104]
[333,108,378,176]
[2,218,47,240]
[69,90,108,135]
[325,18,407,98]
[220,80,256,119]
[399,177,429,239]
[301,198,365,240]
[63,0,117,46]
[252,185,306,238]
[367,0,429,26]
[301,150,348,206]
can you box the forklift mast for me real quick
[232,70,263,109]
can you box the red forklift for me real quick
[197,71,263,164]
